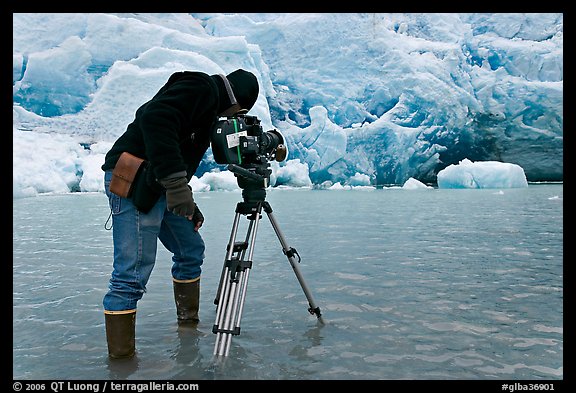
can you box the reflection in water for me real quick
[170,325,205,380]
[289,323,328,361]
[106,355,140,380]
[304,322,327,347]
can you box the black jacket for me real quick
[101,71,233,181]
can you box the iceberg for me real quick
[437,159,528,189]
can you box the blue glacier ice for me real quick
[12,13,563,197]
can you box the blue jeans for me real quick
[103,171,205,311]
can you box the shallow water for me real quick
[13,185,563,380]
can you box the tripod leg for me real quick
[213,212,242,355]
[214,211,242,306]
[265,208,324,325]
[213,205,263,356]
[230,211,262,336]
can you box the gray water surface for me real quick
[13,185,563,380]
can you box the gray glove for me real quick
[159,177,196,217]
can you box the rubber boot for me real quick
[104,310,136,359]
[173,278,200,325]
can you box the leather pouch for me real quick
[109,152,145,198]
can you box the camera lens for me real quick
[262,130,283,150]
[261,130,287,162]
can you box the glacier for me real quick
[12,13,563,197]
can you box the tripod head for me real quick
[227,162,271,203]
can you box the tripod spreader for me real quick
[212,196,324,357]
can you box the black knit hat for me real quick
[226,69,259,110]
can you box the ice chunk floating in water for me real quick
[437,159,528,189]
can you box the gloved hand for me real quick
[159,177,196,217]
[192,206,204,231]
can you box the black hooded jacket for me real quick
[101,71,234,181]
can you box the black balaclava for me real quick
[226,69,259,111]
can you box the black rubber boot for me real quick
[173,278,200,325]
[104,310,136,359]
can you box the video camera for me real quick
[211,111,287,166]
[211,112,287,197]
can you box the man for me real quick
[101,69,260,359]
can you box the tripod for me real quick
[212,164,324,357]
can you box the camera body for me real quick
[211,113,286,166]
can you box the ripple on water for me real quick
[12,188,563,379]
